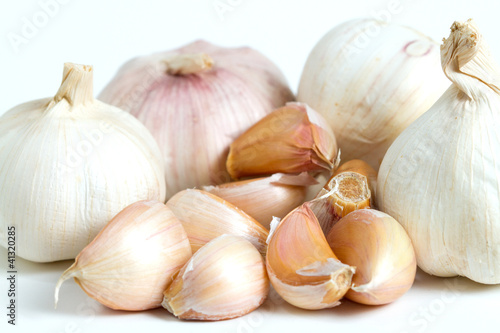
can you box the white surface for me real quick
[2,0,500,332]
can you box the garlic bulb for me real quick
[298,18,450,169]
[166,189,269,255]
[55,200,191,311]
[0,63,165,262]
[99,40,295,198]
[202,172,317,228]
[266,203,354,310]
[377,19,500,284]
[327,209,416,305]
[227,102,338,179]
[163,234,269,320]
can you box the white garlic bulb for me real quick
[0,63,166,262]
[377,19,500,284]
[298,18,450,169]
[99,40,295,198]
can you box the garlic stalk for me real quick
[334,159,377,201]
[377,19,500,284]
[55,200,192,311]
[327,209,416,305]
[166,189,269,255]
[0,63,165,262]
[298,18,450,170]
[99,40,295,198]
[226,102,338,179]
[202,172,317,228]
[163,234,269,320]
[266,203,354,310]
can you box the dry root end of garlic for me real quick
[166,189,269,255]
[266,203,354,310]
[162,234,269,320]
[327,209,416,305]
[226,102,338,180]
[54,200,191,311]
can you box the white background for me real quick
[1,0,500,332]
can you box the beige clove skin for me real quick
[226,102,338,180]
[202,172,318,228]
[327,209,417,305]
[266,203,354,310]
[162,234,269,321]
[166,189,269,255]
[54,200,192,311]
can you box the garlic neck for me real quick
[441,19,500,100]
[53,63,94,106]
[163,53,214,75]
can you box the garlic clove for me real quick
[54,200,192,311]
[310,171,371,235]
[162,234,269,320]
[266,203,354,310]
[333,159,377,201]
[202,172,318,228]
[166,189,269,255]
[226,102,338,180]
[327,209,416,305]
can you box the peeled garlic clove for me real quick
[54,200,192,311]
[166,189,269,255]
[310,171,371,234]
[162,234,269,320]
[333,159,377,201]
[99,40,295,198]
[266,203,354,310]
[226,102,338,180]
[202,172,318,228]
[0,63,165,262]
[298,18,450,170]
[327,209,416,305]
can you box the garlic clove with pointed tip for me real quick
[327,209,416,305]
[226,102,338,180]
[54,200,192,311]
[162,234,269,320]
[266,203,354,310]
[166,189,269,255]
[202,172,318,228]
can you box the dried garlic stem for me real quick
[164,53,214,75]
[53,63,94,106]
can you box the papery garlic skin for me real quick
[377,19,500,284]
[163,234,269,321]
[202,173,317,228]
[167,189,269,255]
[99,40,295,198]
[327,209,416,305]
[0,63,165,262]
[226,102,338,179]
[266,203,354,310]
[298,18,450,169]
[55,200,191,311]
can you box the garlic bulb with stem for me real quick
[202,172,317,228]
[327,209,416,305]
[226,102,338,179]
[99,40,295,198]
[0,63,165,262]
[266,202,354,310]
[298,18,450,170]
[55,200,192,311]
[162,234,269,321]
[377,19,500,284]
[166,189,269,255]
